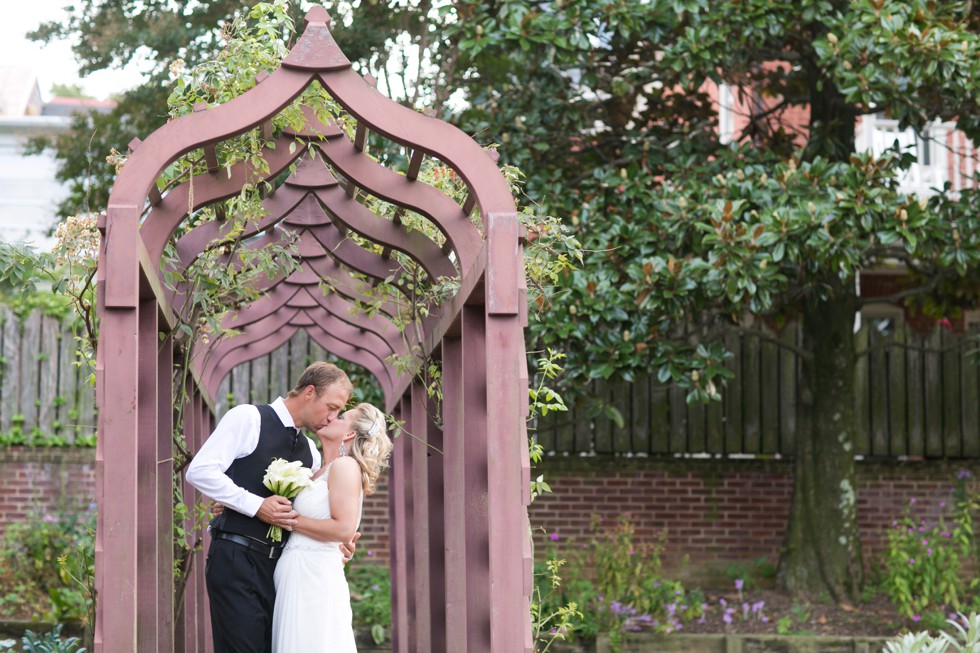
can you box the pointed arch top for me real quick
[103,6,521,407]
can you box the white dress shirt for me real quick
[186,397,321,517]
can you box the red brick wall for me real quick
[3,448,976,587]
[0,448,96,526]
[527,457,980,585]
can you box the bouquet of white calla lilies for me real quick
[262,458,314,543]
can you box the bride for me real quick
[271,402,393,653]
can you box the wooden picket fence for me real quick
[3,305,978,458]
[0,306,96,442]
[535,320,980,459]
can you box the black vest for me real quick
[211,404,314,545]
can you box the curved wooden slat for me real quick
[315,137,482,269]
[141,135,304,264]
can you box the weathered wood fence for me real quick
[0,306,95,441]
[535,320,980,459]
[4,305,978,458]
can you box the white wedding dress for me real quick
[272,466,362,653]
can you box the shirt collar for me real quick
[271,397,299,431]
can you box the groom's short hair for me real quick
[288,362,353,398]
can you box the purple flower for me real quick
[957,469,972,480]
[367,550,375,557]
[549,532,560,542]
[909,558,916,565]
[42,514,56,524]
[912,615,921,622]
[735,579,744,592]
[910,497,917,504]
[940,501,946,509]
[723,611,733,625]
[927,548,933,556]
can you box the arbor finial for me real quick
[304,6,331,26]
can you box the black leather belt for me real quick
[212,531,284,560]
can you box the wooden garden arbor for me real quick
[94,8,532,652]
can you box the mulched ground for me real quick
[680,588,920,637]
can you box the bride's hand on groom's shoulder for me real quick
[256,495,299,530]
[340,531,361,565]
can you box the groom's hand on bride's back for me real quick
[256,495,299,529]
[340,531,361,565]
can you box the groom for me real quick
[187,361,354,653]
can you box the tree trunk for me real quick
[777,283,864,603]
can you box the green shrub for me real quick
[881,470,978,619]
[549,514,703,650]
[347,563,391,644]
[0,507,95,625]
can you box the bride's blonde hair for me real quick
[346,403,393,495]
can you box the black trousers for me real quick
[205,537,278,653]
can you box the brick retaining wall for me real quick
[2,448,976,585]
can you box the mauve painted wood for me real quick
[137,300,160,652]
[313,138,482,268]
[484,213,533,652]
[93,228,107,652]
[142,136,303,263]
[387,246,489,407]
[103,206,141,309]
[426,396,448,653]
[393,396,417,652]
[486,213,520,317]
[410,383,433,650]
[97,5,530,648]
[305,325,397,403]
[158,332,176,653]
[441,333,467,651]
[462,304,493,651]
[196,395,212,653]
[311,69,515,218]
[313,186,456,279]
[387,401,407,653]
[109,69,311,208]
[203,309,398,396]
[95,307,141,652]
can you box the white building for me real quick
[0,67,73,251]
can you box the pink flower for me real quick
[909,558,916,565]
[549,532,560,542]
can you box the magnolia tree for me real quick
[444,0,980,603]
[31,0,980,602]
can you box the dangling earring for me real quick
[339,442,347,457]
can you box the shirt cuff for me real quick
[241,493,264,518]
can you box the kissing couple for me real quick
[187,361,393,653]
